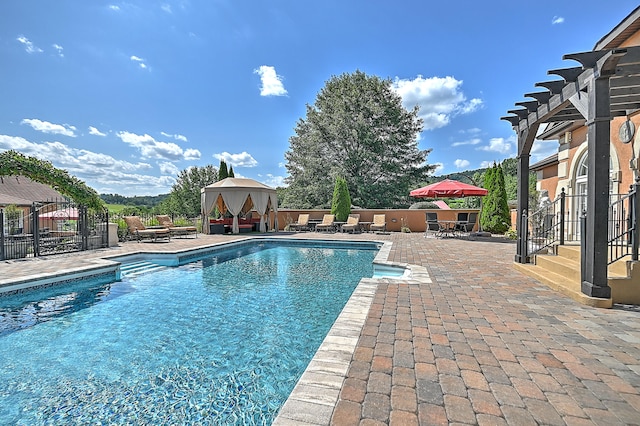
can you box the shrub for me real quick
[331,177,351,222]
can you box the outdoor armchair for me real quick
[123,216,171,242]
[369,214,387,232]
[340,214,360,233]
[289,213,310,232]
[156,215,198,238]
[315,214,336,232]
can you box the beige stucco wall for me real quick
[277,208,481,233]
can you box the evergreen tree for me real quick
[228,166,235,178]
[283,70,433,208]
[218,160,229,180]
[480,163,510,234]
[330,176,351,221]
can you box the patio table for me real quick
[438,220,459,238]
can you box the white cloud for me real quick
[460,128,482,135]
[52,44,64,58]
[254,65,288,97]
[130,55,148,70]
[213,151,258,167]
[161,132,188,142]
[260,174,285,188]
[392,75,483,130]
[183,148,201,160]
[478,137,513,155]
[88,126,107,136]
[480,161,493,169]
[531,139,558,163]
[108,4,120,11]
[161,3,172,13]
[16,36,42,54]
[452,138,482,147]
[552,16,564,25]
[116,130,200,161]
[454,159,470,169]
[21,118,76,137]
[159,161,180,175]
[0,135,175,194]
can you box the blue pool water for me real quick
[0,241,377,425]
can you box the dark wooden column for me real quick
[581,76,612,298]
[515,149,530,263]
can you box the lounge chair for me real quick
[123,216,171,242]
[156,215,198,238]
[341,214,361,233]
[315,214,336,232]
[369,214,386,233]
[425,212,443,238]
[289,213,310,232]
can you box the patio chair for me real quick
[454,212,469,233]
[315,214,336,232]
[459,212,479,237]
[156,215,198,238]
[289,213,310,232]
[425,212,443,238]
[341,214,361,233]
[123,216,171,242]
[369,214,387,233]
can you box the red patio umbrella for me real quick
[409,179,488,198]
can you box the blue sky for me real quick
[1,1,638,196]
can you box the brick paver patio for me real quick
[2,232,640,425]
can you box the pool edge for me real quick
[272,241,432,425]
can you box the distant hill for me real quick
[100,193,169,208]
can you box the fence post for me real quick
[520,209,529,263]
[31,203,39,257]
[81,205,88,251]
[580,210,587,282]
[0,209,4,261]
[633,178,640,261]
[559,188,565,246]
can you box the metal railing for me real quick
[524,186,639,265]
[1,200,109,261]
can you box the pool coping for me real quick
[272,241,431,425]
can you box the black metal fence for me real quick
[1,200,109,260]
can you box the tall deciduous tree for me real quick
[283,70,433,208]
[161,165,218,217]
[480,162,510,234]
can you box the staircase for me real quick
[513,245,640,308]
[119,260,167,278]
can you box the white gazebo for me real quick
[200,177,278,234]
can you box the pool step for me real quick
[120,261,167,277]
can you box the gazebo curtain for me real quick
[201,178,278,234]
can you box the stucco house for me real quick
[504,6,640,306]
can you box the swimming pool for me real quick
[0,240,380,424]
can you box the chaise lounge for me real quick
[123,216,171,242]
[156,215,198,238]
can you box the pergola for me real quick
[502,45,640,299]
[201,178,278,234]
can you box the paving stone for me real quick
[444,395,476,424]
[417,402,448,425]
[416,378,444,405]
[390,385,417,412]
[362,393,390,423]
[331,400,361,425]
[523,397,565,425]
